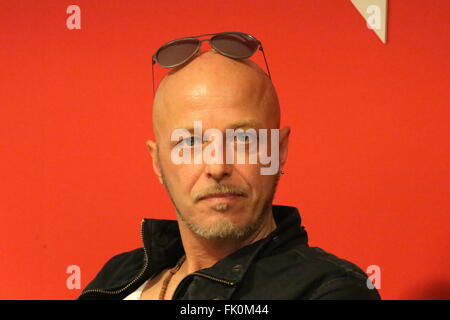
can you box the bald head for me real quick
[152,50,280,141]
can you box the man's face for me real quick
[149,53,289,241]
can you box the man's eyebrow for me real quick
[177,120,263,134]
[227,120,263,129]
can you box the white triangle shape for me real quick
[350,0,388,44]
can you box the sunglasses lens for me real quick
[211,33,259,58]
[156,39,200,67]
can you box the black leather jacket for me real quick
[78,205,381,300]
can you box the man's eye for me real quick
[179,136,202,147]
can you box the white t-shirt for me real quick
[123,279,150,300]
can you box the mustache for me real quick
[192,184,248,203]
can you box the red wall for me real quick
[0,0,449,299]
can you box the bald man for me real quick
[78,49,381,300]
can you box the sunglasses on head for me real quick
[151,31,271,94]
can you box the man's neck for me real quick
[177,208,277,275]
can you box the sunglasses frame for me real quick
[151,31,272,95]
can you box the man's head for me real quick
[147,50,290,241]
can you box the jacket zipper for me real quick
[171,271,236,299]
[78,219,150,298]
[190,272,235,286]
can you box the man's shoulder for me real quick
[95,247,145,275]
[81,247,145,294]
[104,247,145,264]
[293,245,369,279]
[254,243,381,299]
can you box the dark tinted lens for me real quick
[211,33,259,58]
[156,39,200,67]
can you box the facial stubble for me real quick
[158,152,281,241]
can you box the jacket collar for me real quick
[142,205,308,284]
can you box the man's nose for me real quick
[201,133,233,182]
[204,162,233,182]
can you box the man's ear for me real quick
[279,126,291,170]
[146,140,164,185]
